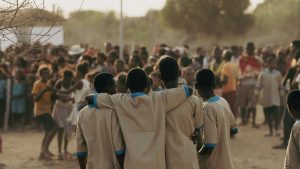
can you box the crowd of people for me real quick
[0,40,300,168]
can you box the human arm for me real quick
[228,101,238,137]
[57,80,83,94]
[86,93,118,109]
[31,82,52,102]
[76,116,88,169]
[111,111,125,169]
[199,106,217,155]
[255,72,263,97]
[221,65,229,85]
[162,85,193,112]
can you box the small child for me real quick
[196,69,237,169]
[150,70,162,91]
[284,90,300,168]
[116,72,128,93]
[256,57,283,137]
[11,69,27,130]
[182,66,195,87]
[32,65,58,160]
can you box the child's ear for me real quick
[178,70,181,77]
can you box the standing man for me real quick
[237,42,261,127]
[210,46,224,96]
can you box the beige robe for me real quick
[94,87,190,169]
[76,107,125,169]
[284,120,300,169]
[201,96,236,169]
[166,95,204,169]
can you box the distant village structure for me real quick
[0,9,65,50]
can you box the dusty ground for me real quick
[0,107,286,169]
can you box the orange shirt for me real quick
[221,62,238,92]
[31,80,52,116]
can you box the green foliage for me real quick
[64,10,182,50]
[63,0,300,49]
[251,0,300,45]
[161,0,254,38]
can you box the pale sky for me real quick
[3,0,265,17]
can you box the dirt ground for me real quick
[0,107,286,169]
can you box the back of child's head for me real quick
[63,69,74,79]
[38,65,51,76]
[116,72,128,93]
[179,56,192,67]
[267,55,276,64]
[126,68,148,92]
[223,49,233,61]
[196,69,216,90]
[158,56,179,82]
[76,62,89,76]
[287,90,300,119]
[93,73,115,94]
[144,65,154,75]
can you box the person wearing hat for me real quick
[68,45,85,63]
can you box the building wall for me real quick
[0,26,64,51]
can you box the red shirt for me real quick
[239,55,261,74]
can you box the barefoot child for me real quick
[32,65,58,160]
[52,69,74,159]
[284,90,300,169]
[196,69,237,169]
[86,68,193,169]
[158,56,203,169]
[76,73,125,169]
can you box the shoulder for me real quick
[188,95,203,103]
[33,80,41,86]
[203,102,215,112]
[78,106,98,120]
[292,122,300,133]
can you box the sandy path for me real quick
[0,107,286,169]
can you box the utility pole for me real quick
[119,0,124,60]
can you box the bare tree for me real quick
[0,0,65,46]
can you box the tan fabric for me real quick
[166,95,204,169]
[256,69,282,107]
[94,87,189,169]
[201,96,236,169]
[76,107,125,169]
[284,120,300,169]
